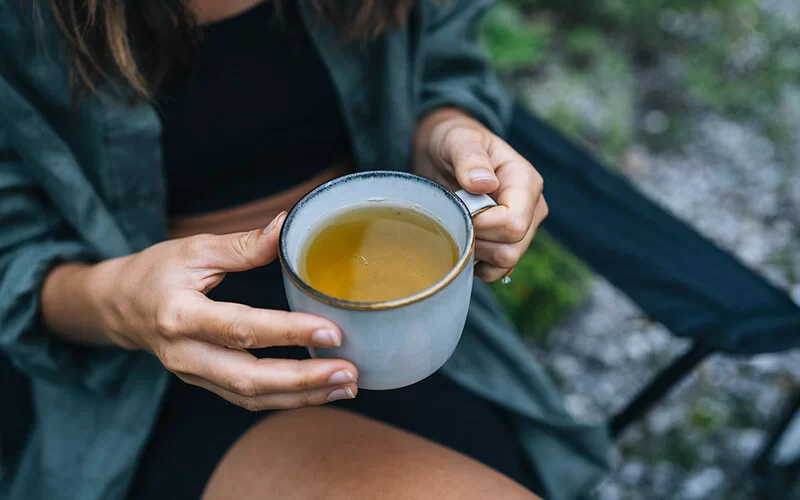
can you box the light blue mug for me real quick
[279,171,495,390]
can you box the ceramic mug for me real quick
[279,171,495,390]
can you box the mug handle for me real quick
[455,189,495,266]
[454,189,496,217]
[455,190,514,285]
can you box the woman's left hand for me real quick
[414,108,548,282]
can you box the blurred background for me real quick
[480,0,800,498]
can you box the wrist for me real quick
[41,258,136,349]
[84,257,139,350]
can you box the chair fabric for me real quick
[507,105,800,355]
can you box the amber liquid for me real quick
[301,205,459,302]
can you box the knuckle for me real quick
[532,169,544,187]
[230,232,258,268]
[505,218,529,242]
[156,300,185,338]
[239,396,261,412]
[297,392,313,408]
[293,373,313,392]
[459,151,490,169]
[493,245,519,269]
[540,199,550,219]
[283,327,301,346]
[226,316,255,348]
[158,347,183,373]
[272,311,301,345]
[230,374,258,397]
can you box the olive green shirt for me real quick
[0,1,610,498]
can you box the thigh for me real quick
[128,369,543,500]
[203,406,540,500]
[333,372,543,494]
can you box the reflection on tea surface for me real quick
[301,205,458,302]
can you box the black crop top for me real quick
[158,1,351,216]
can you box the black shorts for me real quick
[126,265,543,499]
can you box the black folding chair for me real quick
[508,104,800,497]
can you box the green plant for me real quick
[481,2,549,71]
[491,232,591,341]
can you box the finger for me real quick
[474,214,537,271]
[474,262,512,283]
[160,293,342,349]
[438,127,499,194]
[180,372,358,411]
[533,196,549,227]
[163,341,358,397]
[194,211,287,272]
[473,145,542,243]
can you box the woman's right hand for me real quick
[88,212,358,410]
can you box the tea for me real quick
[301,205,459,302]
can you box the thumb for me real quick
[202,211,287,271]
[439,127,499,195]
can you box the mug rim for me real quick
[278,170,475,311]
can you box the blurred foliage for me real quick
[490,232,591,341]
[483,0,800,132]
[481,3,549,70]
[481,3,546,74]
[481,0,800,339]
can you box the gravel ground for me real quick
[533,111,800,500]
[532,93,800,500]
[519,4,800,497]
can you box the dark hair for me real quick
[45,0,414,99]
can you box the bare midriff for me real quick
[168,161,352,239]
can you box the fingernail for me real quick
[263,211,287,235]
[469,169,496,183]
[328,370,355,385]
[327,387,355,402]
[312,328,341,347]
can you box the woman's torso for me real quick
[159,0,352,241]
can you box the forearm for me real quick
[40,260,127,348]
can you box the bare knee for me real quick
[202,407,538,500]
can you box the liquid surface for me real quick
[301,205,459,302]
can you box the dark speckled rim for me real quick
[278,171,475,311]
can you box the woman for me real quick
[0,0,610,499]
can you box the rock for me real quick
[621,146,651,177]
[645,326,673,352]
[593,480,623,500]
[652,462,680,498]
[625,332,652,361]
[648,407,686,435]
[756,386,787,419]
[791,284,800,307]
[596,343,626,367]
[728,428,766,460]
[619,461,646,485]
[564,393,595,420]
[679,467,726,500]
[552,354,583,380]
[775,411,800,465]
[747,354,786,374]
[644,110,671,135]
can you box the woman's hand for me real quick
[46,212,358,410]
[414,108,548,282]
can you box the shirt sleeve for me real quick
[0,147,133,394]
[415,0,512,136]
